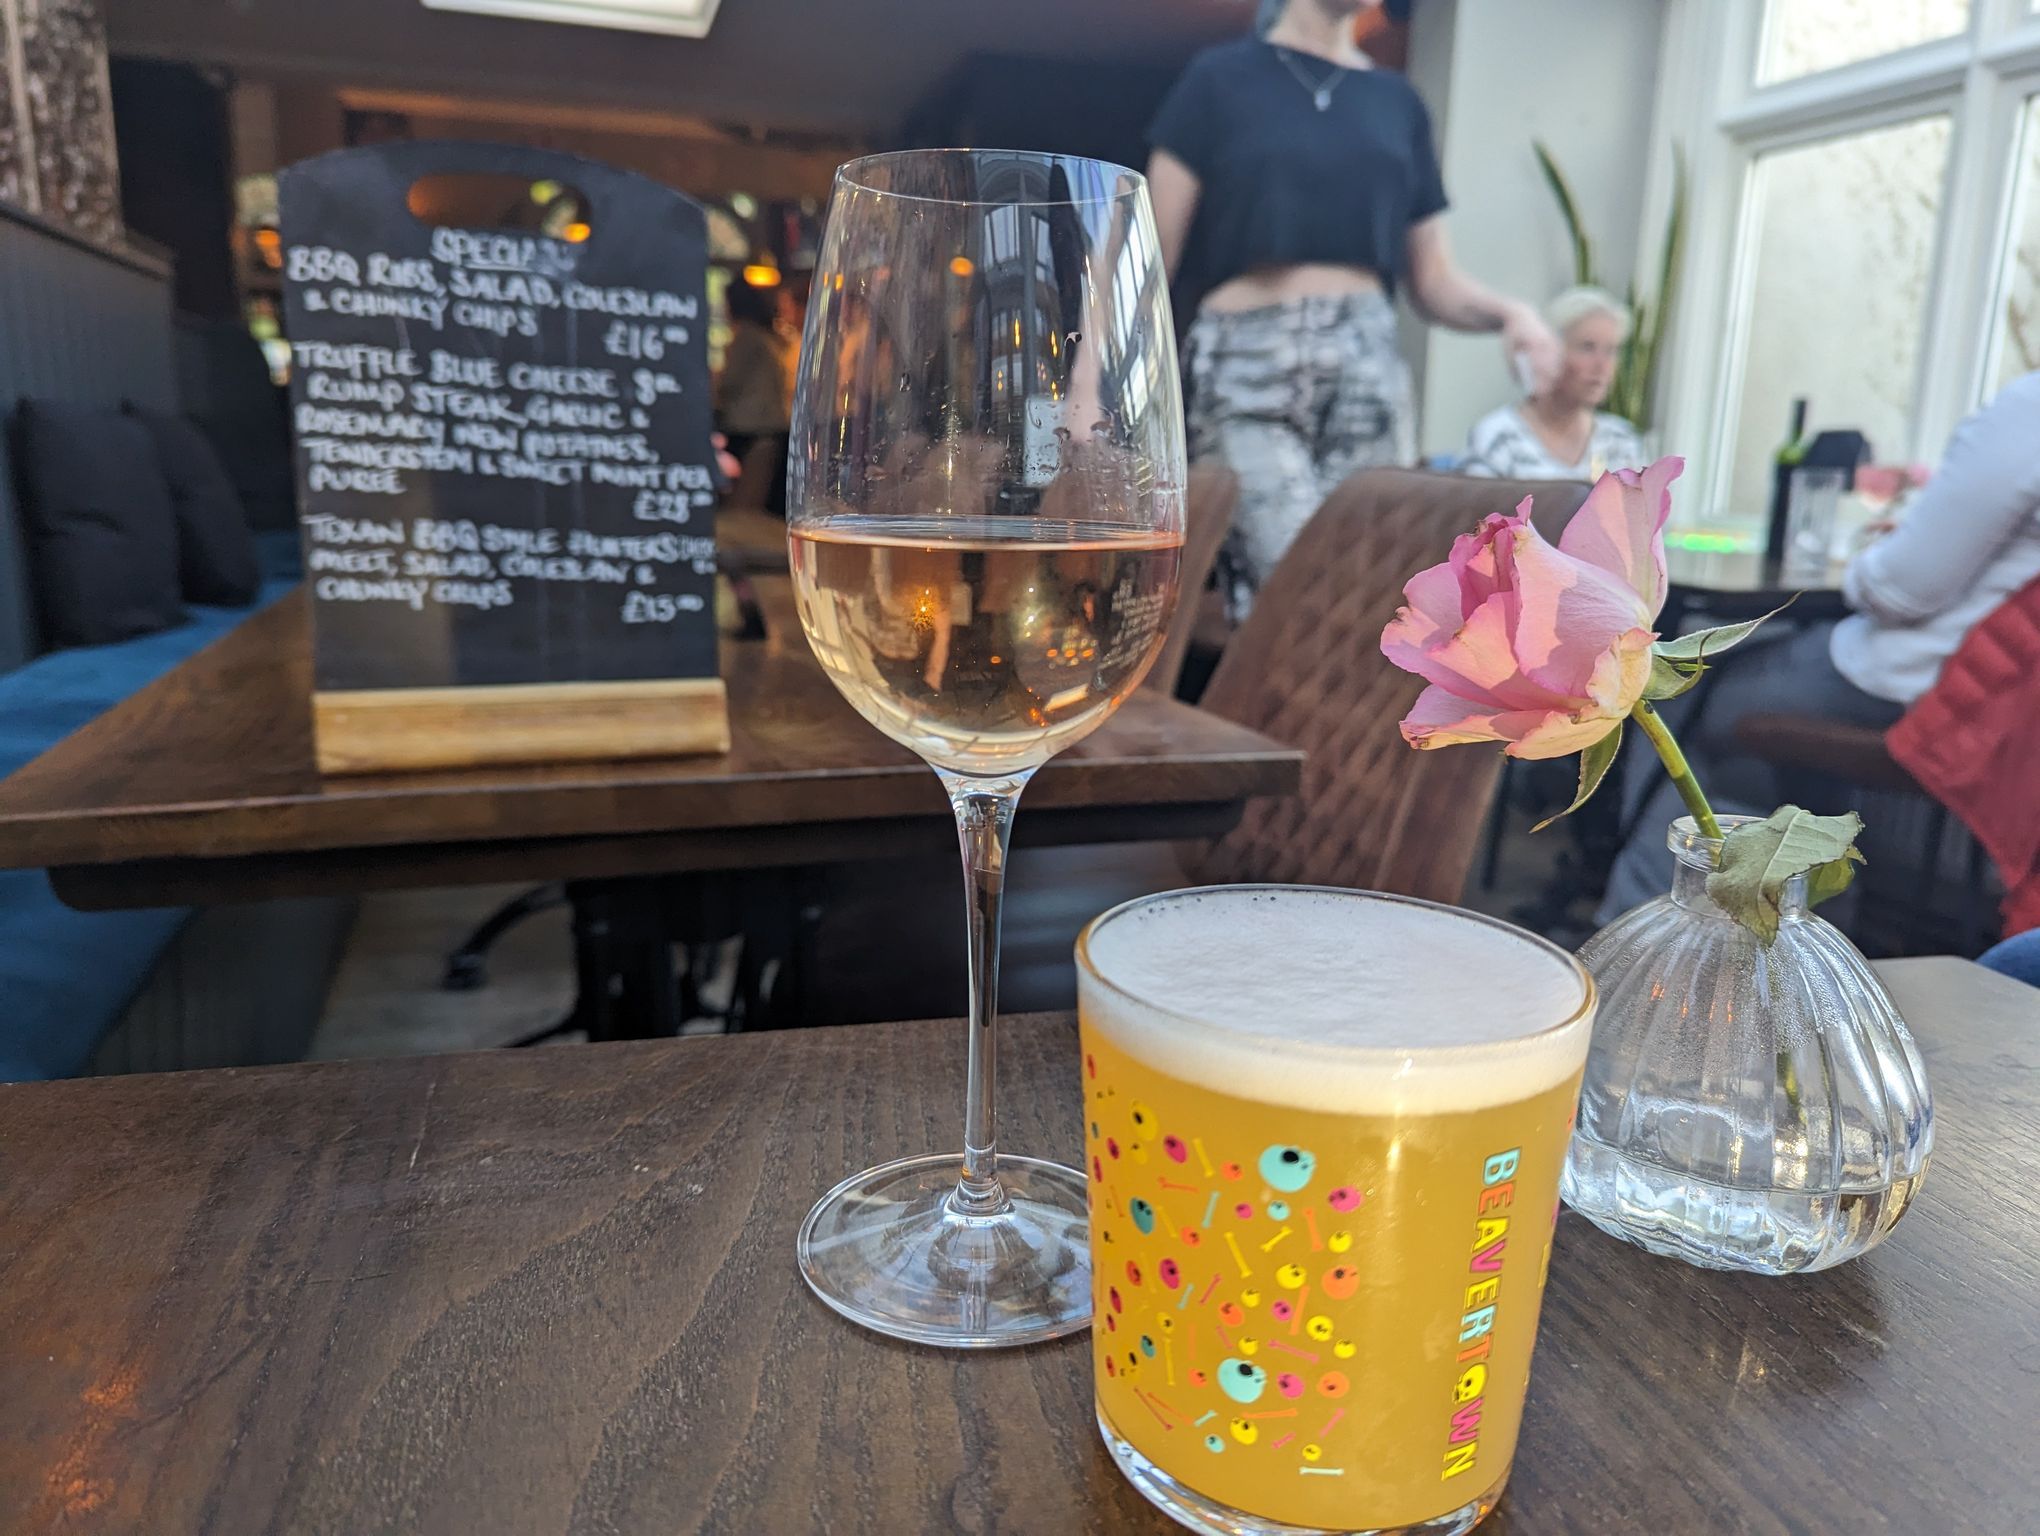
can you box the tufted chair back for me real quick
[1189,469,1591,904]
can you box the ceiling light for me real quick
[421,0,722,39]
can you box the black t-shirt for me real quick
[1149,39,1448,311]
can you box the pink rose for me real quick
[1380,457,1684,760]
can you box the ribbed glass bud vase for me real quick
[1561,818,1934,1274]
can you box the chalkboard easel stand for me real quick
[312,678,732,775]
[280,140,729,778]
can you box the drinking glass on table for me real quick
[785,150,1186,1347]
[1783,466,1845,585]
[1078,887,1593,1535]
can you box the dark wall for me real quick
[110,58,239,320]
[903,53,1186,172]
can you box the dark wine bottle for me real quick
[1764,397,1810,572]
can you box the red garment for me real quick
[1886,576,2040,935]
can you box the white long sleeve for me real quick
[1830,371,2040,704]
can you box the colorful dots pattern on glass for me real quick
[1087,1063,1375,1479]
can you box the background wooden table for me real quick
[0,958,2032,1534]
[0,589,1299,911]
[1663,547,1848,629]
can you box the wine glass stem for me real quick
[938,769,1032,1219]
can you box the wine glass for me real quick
[786,150,1186,1348]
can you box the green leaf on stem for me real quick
[1706,806,1868,945]
[1653,597,1797,665]
[1531,722,1624,833]
[1641,654,1704,702]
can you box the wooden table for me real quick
[1,957,2032,1534]
[0,589,1297,913]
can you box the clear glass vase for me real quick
[1561,817,1934,1273]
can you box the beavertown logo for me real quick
[1440,1146,1520,1481]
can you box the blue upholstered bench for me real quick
[0,536,299,1081]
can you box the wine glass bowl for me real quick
[787,150,1185,1347]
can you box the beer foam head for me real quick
[1077,887,1593,1113]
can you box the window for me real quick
[1656,0,2040,533]
[1988,94,2040,392]
[1726,117,1952,515]
[1758,0,1970,85]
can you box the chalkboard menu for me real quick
[278,141,728,773]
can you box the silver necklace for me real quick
[1272,45,1349,112]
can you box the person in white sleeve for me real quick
[1598,368,2040,919]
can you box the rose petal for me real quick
[1398,685,1570,753]
[1398,685,1513,749]
[1400,561,1467,636]
[1559,456,1683,617]
[1579,626,1657,717]
[1446,508,1526,611]
[1502,710,1628,761]
[1383,592,1578,714]
[1501,524,1655,701]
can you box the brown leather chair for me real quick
[786,467,1591,1025]
[1144,461,1238,698]
[1186,468,1590,900]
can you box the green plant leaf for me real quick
[1653,598,1796,663]
[1641,655,1704,702]
[1534,141,1595,287]
[1806,847,1867,908]
[1706,807,1868,945]
[1531,722,1624,833]
[1616,143,1688,429]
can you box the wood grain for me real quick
[0,588,1300,901]
[0,958,2032,1535]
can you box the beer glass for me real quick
[788,151,1185,1348]
[1077,887,1594,1534]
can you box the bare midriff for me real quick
[1200,262,1385,314]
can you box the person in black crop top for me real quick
[1149,0,1558,615]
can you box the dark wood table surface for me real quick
[1664,547,1847,627]
[1,957,2032,1534]
[0,588,1299,911]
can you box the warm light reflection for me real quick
[562,221,592,244]
[742,263,781,287]
[949,256,974,277]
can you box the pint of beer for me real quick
[1077,887,1593,1535]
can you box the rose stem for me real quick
[1629,701,1723,842]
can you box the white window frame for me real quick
[1645,0,2040,530]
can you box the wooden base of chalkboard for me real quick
[312,679,731,775]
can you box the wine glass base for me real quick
[796,1152,1091,1349]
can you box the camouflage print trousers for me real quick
[1185,292,1416,616]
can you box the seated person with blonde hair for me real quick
[1462,286,1646,480]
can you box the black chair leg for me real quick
[1480,760,1513,892]
[513,879,681,1045]
[1961,831,1992,956]
[444,882,567,991]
